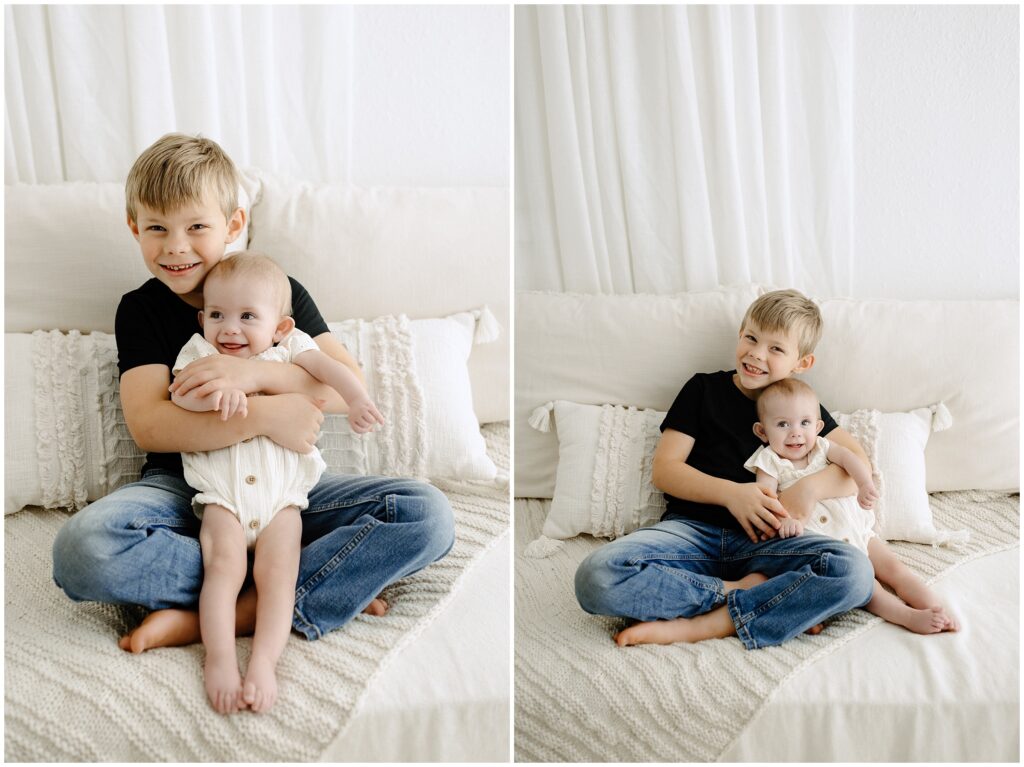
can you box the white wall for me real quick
[852,5,1018,300]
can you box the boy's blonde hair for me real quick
[204,251,292,317]
[740,289,823,357]
[125,133,239,223]
[756,377,819,421]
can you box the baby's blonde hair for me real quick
[741,289,823,358]
[125,133,239,223]
[203,251,292,317]
[756,377,819,422]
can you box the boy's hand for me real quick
[857,481,880,510]
[777,517,804,539]
[346,395,385,434]
[726,483,788,543]
[169,355,259,399]
[210,388,248,421]
[261,393,326,453]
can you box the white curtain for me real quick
[5,5,353,184]
[515,5,854,297]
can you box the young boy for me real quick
[51,134,455,700]
[574,289,876,649]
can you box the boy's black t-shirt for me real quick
[114,276,330,478]
[659,370,838,531]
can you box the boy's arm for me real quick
[651,429,788,543]
[168,331,362,414]
[122,364,325,454]
[776,427,863,518]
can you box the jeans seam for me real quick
[305,495,385,514]
[648,562,725,598]
[294,518,378,602]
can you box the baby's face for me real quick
[756,391,823,462]
[200,273,286,358]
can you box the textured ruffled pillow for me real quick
[525,399,966,557]
[5,307,501,515]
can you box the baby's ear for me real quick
[815,419,825,435]
[274,316,296,342]
[753,422,768,443]
[197,310,205,328]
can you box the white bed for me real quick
[514,495,1018,762]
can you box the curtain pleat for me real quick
[4,5,355,184]
[515,4,854,298]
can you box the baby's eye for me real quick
[241,312,255,320]
[208,311,222,319]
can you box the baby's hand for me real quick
[347,395,385,434]
[211,388,248,421]
[857,481,879,510]
[777,517,804,539]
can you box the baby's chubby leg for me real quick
[244,507,302,713]
[199,505,248,714]
[867,538,959,632]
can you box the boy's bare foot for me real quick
[242,654,279,713]
[805,623,824,635]
[363,596,388,616]
[614,606,736,647]
[205,651,245,714]
[118,608,201,653]
[722,572,767,593]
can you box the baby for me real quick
[171,251,384,713]
[746,378,958,635]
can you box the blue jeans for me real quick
[52,469,455,640]
[574,518,874,649]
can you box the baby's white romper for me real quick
[173,329,328,548]
[744,436,877,554]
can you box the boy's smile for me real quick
[733,323,814,398]
[128,193,245,308]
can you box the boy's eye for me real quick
[745,334,756,342]
[771,346,784,353]
[146,225,165,232]
[190,224,208,231]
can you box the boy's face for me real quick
[734,322,814,396]
[128,193,245,308]
[753,391,824,462]
[199,272,293,358]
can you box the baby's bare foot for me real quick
[362,596,388,616]
[941,610,961,632]
[901,605,950,634]
[242,655,279,713]
[205,652,244,714]
[118,609,201,653]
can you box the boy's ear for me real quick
[753,422,768,443]
[225,207,246,245]
[273,315,296,343]
[127,214,141,241]
[793,353,815,374]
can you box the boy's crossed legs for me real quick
[575,519,875,650]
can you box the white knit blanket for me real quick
[514,490,1019,763]
[4,424,508,762]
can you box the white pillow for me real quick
[525,399,966,556]
[4,309,499,514]
[4,180,255,334]
[834,405,966,545]
[246,174,509,424]
[515,286,763,498]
